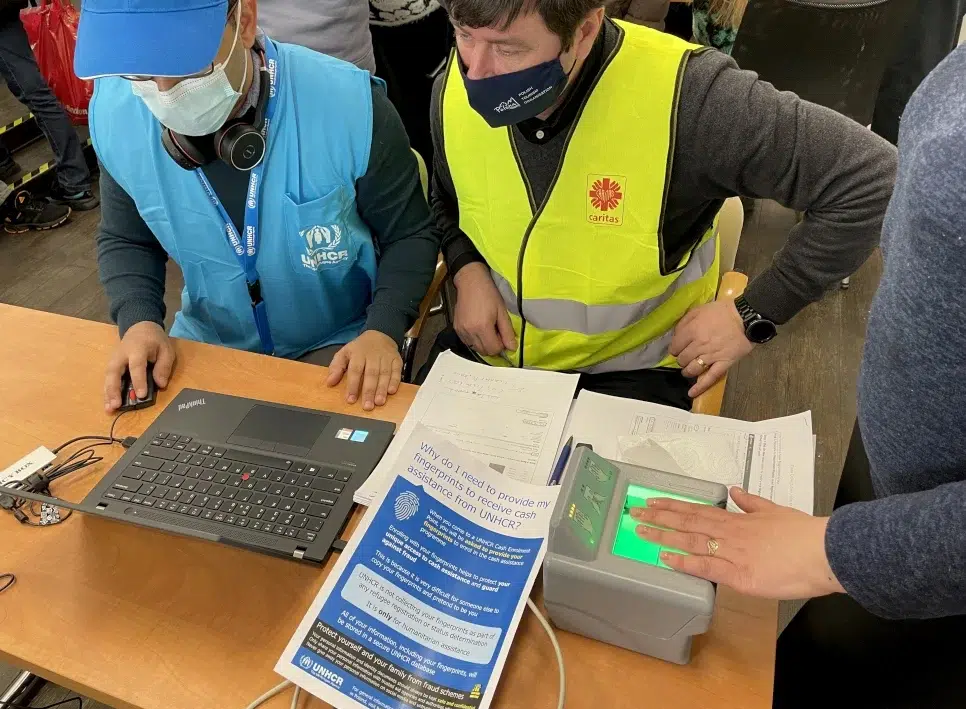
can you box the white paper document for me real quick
[277,425,558,709]
[564,390,815,514]
[355,351,578,505]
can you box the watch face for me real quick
[747,318,777,344]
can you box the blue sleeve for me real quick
[826,484,966,619]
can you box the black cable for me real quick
[50,435,113,455]
[1,697,82,709]
[2,411,133,528]
[20,506,72,527]
[49,411,130,455]
[109,409,130,443]
[0,573,14,593]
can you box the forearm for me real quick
[677,51,897,323]
[742,110,896,322]
[358,84,441,346]
[366,227,439,346]
[95,167,168,336]
[825,481,966,620]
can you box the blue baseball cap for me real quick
[75,0,231,79]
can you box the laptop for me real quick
[9,389,394,564]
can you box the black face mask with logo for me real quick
[459,53,575,128]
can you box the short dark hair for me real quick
[441,0,606,49]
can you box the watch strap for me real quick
[734,294,759,327]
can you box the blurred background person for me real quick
[871,0,966,145]
[258,0,376,72]
[0,0,96,231]
[370,0,450,169]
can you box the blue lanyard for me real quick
[196,39,280,355]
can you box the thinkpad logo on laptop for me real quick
[178,398,206,412]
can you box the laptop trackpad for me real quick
[228,405,330,456]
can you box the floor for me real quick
[0,104,882,708]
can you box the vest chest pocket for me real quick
[283,186,360,276]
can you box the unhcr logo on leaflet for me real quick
[312,663,344,687]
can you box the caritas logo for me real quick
[589,177,623,211]
[587,175,627,225]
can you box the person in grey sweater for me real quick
[632,43,966,708]
[431,5,896,408]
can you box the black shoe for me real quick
[0,159,21,183]
[3,189,71,233]
[48,182,99,211]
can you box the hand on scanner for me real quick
[630,487,845,600]
[453,262,517,357]
[104,321,175,412]
[326,330,402,411]
[670,299,754,399]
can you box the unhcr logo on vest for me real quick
[300,224,350,271]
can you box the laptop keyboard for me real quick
[101,432,349,544]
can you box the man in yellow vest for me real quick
[427,0,896,409]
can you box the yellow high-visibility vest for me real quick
[441,21,720,372]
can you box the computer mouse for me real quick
[118,362,158,412]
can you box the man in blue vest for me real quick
[75,0,440,412]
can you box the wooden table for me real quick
[0,305,777,709]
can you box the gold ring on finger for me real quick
[707,538,720,557]
[696,357,709,369]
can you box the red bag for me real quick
[20,0,93,125]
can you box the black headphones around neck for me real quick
[160,54,270,172]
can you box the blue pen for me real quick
[549,436,574,486]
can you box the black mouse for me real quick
[118,362,158,412]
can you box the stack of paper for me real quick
[354,352,579,505]
[563,390,815,514]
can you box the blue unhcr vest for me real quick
[90,40,378,359]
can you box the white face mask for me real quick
[131,4,247,136]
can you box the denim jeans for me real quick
[0,16,90,191]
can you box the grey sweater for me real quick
[433,20,898,325]
[825,45,966,620]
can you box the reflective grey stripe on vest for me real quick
[492,234,717,335]
[579,329,675,374]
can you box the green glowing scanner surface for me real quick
[612,484,714,569]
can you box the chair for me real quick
[692,196,746,416]
[404,194,746,416]
[402,150,449,382]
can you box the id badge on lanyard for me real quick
[196,39,280,355]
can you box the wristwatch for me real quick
[734,295,777,344]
